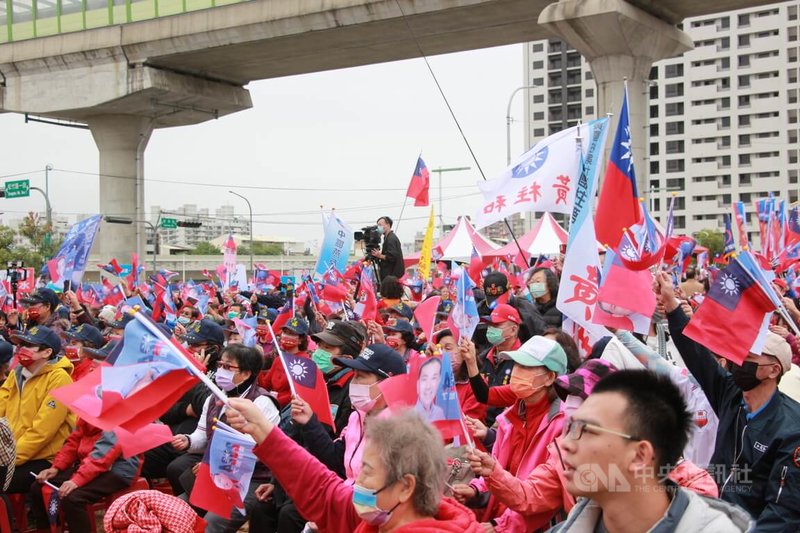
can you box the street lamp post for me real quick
[506,84,543,166]
[44,164,53,247]
[229,190,254,274]
[431,166,471,237]
[29,186,52,251]
[103,216,158,272]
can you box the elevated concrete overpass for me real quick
[0,0,778,257]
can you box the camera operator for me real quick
[370,216,404,281]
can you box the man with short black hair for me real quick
[552,369,753,532]
[372,216,404,281]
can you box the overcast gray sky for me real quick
[0,43,523,246]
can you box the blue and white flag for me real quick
[451,265,479,340]
[45,214,102,285]
[314,212,354,280]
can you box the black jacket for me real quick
[667,307,800,531]
[378,231,405,280]
[535,298,562,328]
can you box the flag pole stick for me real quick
[395,197,409,234]
[128,309,230,406]
[265,320,298,398]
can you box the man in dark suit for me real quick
[371,216,405,281]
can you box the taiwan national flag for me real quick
[593,248,654,335]
[683,259,776,365]
[594,87,642,248]
[280,352,334,429]
[41,483,60,533]
[191,425,257,518]
[406,156,430,207]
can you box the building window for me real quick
[738,94,751,107]
[532,43,544,52]
[719,97,730,110]
[650,142,660,155]
[739,134,751,146]
[650,105,659,118]
[650,84,658,99]
[738,54,750,67]
[739,34,750,47]
[738,75,750,88]
[665,64,684,78]
[665,83,684,97]
[650,123,659,137]
[534,112,544,120]
[719,116,731,128]
[673,216,685,230]
[718,16,730,29]
[649,66,658,78]
[739,173,751,185]
[650,161,660,174]
[721,155,731,167]
[585,71,593,80]
[739,115,751,127]
[666,121,685,135]
[585,106,594,115]
[719,57,730,70]
[665,102,684,116]
[585,88,594,98]
[533,60,544,70]
[533,94,544,104]
[739,153,751,165]
[666,140,684,154]
[533,77,544,86]
[666,159,685,172]
[533,128,545,137]
[738,13,750,27]
[791,27,798,42]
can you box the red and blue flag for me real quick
[406,156,430,207]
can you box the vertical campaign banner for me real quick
[314,212,353,279]
[47,214,103,285]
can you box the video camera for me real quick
[6,261,26,308]
[354,225,382,258]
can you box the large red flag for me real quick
[413,296,440,345]
[683,259,775,365]
[406,157,430,207]
[279,352,335,430]
[594,87,642,248]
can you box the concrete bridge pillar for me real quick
[88,115,153,259]
[539,0,693,194]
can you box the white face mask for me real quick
[349,382,381,413]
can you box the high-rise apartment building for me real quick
[524,1,800,244]
[150,203,251,248]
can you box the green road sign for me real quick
[4,179,30,198]
[160,217,177,229]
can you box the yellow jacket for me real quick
[0,356,75,464]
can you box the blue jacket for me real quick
[668,307,800,532]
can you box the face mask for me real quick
[352,483,399,527]
[385,337,401,350]
[563,394,583,419]
[177,316,191,325]
[214,367,237,391]
[376,225,384,235]
[312,348,335,374]
[27,309,41,321]
[486,326,506,346]
[64,345,81,362]
[16,347,39,369]
[227,311,238,320]
[280,337,299,351]
[731,361,763,391]
[509,372,547,400]
[529,282,547,298]
[349,382,381,413]
[256,325,269,337]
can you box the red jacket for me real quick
[51,419,142,488]
[258,351,310,407]
[254,425,482,533]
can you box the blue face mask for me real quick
[376,225,385,235]
[177,316,191,326]
[352,483,400,526]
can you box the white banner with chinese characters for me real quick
[474,119,608,229]
[556,118,611,341]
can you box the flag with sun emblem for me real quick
[281,352,334,429]
[41,483,60,533]
[594,86,643,249]
[592,248,654,335]
[475,118,608,228]
[683,258,776,364]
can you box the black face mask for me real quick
[731,361,762,391]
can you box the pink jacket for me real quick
[253,425,482,533]
[470,398,564,533]
[339,408,392,485]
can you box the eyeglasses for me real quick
[564,418,639,441]
[218,361,240,372]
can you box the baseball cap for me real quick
[107,312,134,330]
[312,320,365,349]
[64,324,105,348]
[483,272,508,302]
[490,304,521,325]
[83,339,119,360]
[500,335,568,375]
[10,326,62,356]
[761,331,792,375]
[333,344,407,379]
[554,359,618,401]
[384,319,414,334]
[282,316,309,336]
[182,319,225,346]
[388,303,414,320]
[97,305,117,324]
[20,288,60,311]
